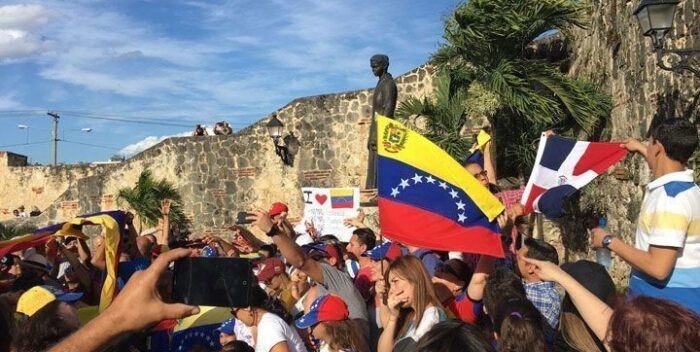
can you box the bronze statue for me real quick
[366,54,397,190]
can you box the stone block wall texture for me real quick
[0,66,436,241]
[540,0,699,285]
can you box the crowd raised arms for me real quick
[1,117,699,352]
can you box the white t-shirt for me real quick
[394,306,446,350]
[255,312,308,352]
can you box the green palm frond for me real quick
[117,169,186,230]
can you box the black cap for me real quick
[561,260,615,313]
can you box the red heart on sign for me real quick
[315,194,328,205]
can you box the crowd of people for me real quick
[0,118,699,352]
[10,206,41,218]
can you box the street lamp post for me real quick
[17,124,29,143]
[634,0,700,79]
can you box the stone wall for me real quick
[540,0,699,284]
[0,65,436,239]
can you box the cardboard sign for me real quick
[297,187,360,242]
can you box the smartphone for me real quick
[236,211,253,225]
[172,257,253,307]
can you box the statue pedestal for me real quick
[360,189,378,207]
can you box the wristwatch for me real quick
[602,235,614,248]
[266,225,281,237]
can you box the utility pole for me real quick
[47,111,60,165]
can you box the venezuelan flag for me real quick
[0,211,126,311]
[330,188,355,209]
[377,115,505,257]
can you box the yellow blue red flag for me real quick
[377,115,505,257]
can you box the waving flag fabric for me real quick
[521,133,627,218]
[377,115,505,257]
[0,211,126,311]
[463,129,492,167]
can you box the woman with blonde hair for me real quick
[378,255,446,352]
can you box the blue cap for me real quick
[215,318,236,334]
[42,285,84,302]
[362,242,402,262]
[201,245,218,257]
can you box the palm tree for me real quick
[432,0,612,178]
[117,169,186,232]
[0,223,38,241]
[396,74,472,161]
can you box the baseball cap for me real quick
[21,253,50,273]
[1,254,18,270]
[363,242,402,262]
[16,285,84,317]
[256,257,286,283]
[201,245,218,257]
[302,242,341,264]
[215,318,236,335]
[268,202,289,217]
[295,295,349,329]
[561,260,615,310]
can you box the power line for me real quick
[58,111,254,127]
[0,140,53,148]
[61,139,122,151]
[0,110,255,126]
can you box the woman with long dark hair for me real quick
[231,285,307,352]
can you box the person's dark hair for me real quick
[247,285,292,324]
[0,296,14,352]
[608,296,700,352]
[649,118,699,164]
[441,259,473,284]
[222,340,255,352]
[523,237,559,265]
[352,228,376,249]
[483,266,526,316]
[492,296,547,352]
[415,320,496,352]
[259,244,277,257]
[12,300,79,351]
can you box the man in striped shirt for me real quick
[592,118,700,313]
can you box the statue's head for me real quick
[370,54,389,76]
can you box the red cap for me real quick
[256,257,286,282]
[268,202,289,217]
[295,295,349,328]
[303,243,342,265]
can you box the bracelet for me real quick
[266,225,281,237]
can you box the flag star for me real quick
[391,187,400,197]
[425,175,436,184]
[456,200,466,210]
[449,189,459,199]
[439,181,448,189]
[399,178,411,189]
[412,173,424,184]
[457,213,467,223]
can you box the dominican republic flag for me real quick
[521,133,628,219]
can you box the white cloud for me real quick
[0,4,50,30]
[0,4,54,60]
[0,94,22,109]
[118,131,192,157]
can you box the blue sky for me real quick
[0,1,462,164]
